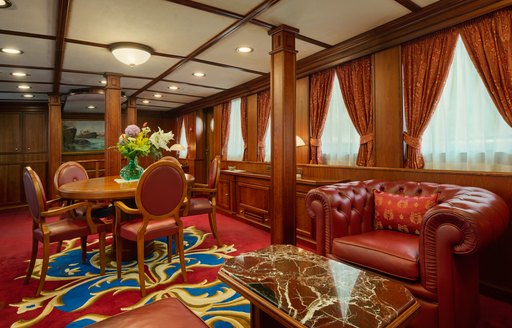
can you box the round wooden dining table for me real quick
[58,174,195,200]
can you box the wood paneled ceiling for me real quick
[0,0,491,113]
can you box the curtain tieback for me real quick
[360,133,374,145]
[310,138,322,147]
[403,132,421,149]
[257,141,265,148]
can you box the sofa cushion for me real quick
[374,191,437,235]
[331,230,420,281]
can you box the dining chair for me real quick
[114,160,188,297]
[23,166,109,296]
[160,156,182,167]
[53,161,112,251]
[181,155,221,246]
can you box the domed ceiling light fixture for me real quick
[109,42,153,67]
[0,0,12,9]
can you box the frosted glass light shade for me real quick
[296,136,306,147]
[109,43,153,67]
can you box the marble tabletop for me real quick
[219,244,419,328]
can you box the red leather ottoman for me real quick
[89,297,208,327]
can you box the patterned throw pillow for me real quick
[374,191,438,235]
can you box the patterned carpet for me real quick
[7,227,250,328]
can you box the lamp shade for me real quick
[296,136,306,147]
[170,143,186,151]
[109,42,153,67]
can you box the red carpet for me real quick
[0,208,511,327]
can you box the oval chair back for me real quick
[160,156,182,167]
[54,161,89,191]
[207,155,221,189]
[23,166,46,226]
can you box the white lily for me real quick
[150,127,174,151]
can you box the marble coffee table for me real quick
[218,244,419,328]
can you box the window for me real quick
[422,36,512,172]
[321,74,359,165]
[178,120,188,159]
[226,98,244,160]
[264,119,271,162]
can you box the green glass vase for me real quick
[120,157,144,181]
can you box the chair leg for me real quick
[25,237,38,284]
[177,230,187,283]
[167,235,173,263]
[56,241,63,253]
[36,239,51,297]
[98,232,106,275]
[137,240,146,297]
[81,236,87,264]
[116,234,123,279]
[209,209,221,246]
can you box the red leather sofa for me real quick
[306,180,510,328]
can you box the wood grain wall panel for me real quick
[236,176,271,229]
[104,73,122,176]
[247,94,258,162]
[296,77,309,164]
[48,95,62,197]
[374,47,403,168]
[0,113,21,153]
[213,104,222,158]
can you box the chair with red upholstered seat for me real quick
[23,166,109,296]
[181,155,221,246]
[114,160,188,297]
[53,161,112,252]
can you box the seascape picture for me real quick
[63,120,105,152]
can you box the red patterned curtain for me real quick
[309,69,335,164]
[240,96,249,160]
[335,56,374,166]
[402,30,458,168]
[257,90,271,162]
[460,9,512,127]
[220,101,231,160]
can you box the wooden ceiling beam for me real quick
[52,0,71,93]
[394,0,422,12]
[165,0,331,48]
[132,0,281,97]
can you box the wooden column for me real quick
[126,96,137,125]
[48,94,62,198]
[104,72,122,176]
[269,25,299,245]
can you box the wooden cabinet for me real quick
[0,110,48,209]
[217,170,337,247]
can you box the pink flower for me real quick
[124,125,140,137]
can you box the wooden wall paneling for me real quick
[205,108,214,165]
[247,94,258,162]
[194,109,206,183]
[23,112,48,154]
[269,25,299,245]
[217,172,235,214]
[236,175,271,230]
[104,73,122,176]
[126,97,137,125]
[373,47,403,168]
[0,112,22,153]
[296,77,309,164]
[0,164,22,206]
[213,104,222,158]
[47,94,62,197]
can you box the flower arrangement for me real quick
[116,123,174,161]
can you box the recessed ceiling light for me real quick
[100,80,107,84]
[236,46,253,53]
[153,93,162,98]
[87,105,96,109]
[193,72,206,77]
[0,0,12,9]
[22,94,34,98]
[142,99,150,104]
[11,72,29,77]
[17,85,30,90]
[168,85,179,90]
[1,48,23,55]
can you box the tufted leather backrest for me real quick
[136,160,187,219]
[54,161,89,190]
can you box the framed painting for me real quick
[62,120,105,153]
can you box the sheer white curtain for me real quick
[422,36,512,172]
[321,74,359,165]
[178,120,188,159]
[264,119,271,162]
[227,98,244,161]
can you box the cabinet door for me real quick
[0,164,23,206]
[217,177,231,211]
[0,113,22,153]
[23,112,48,153]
